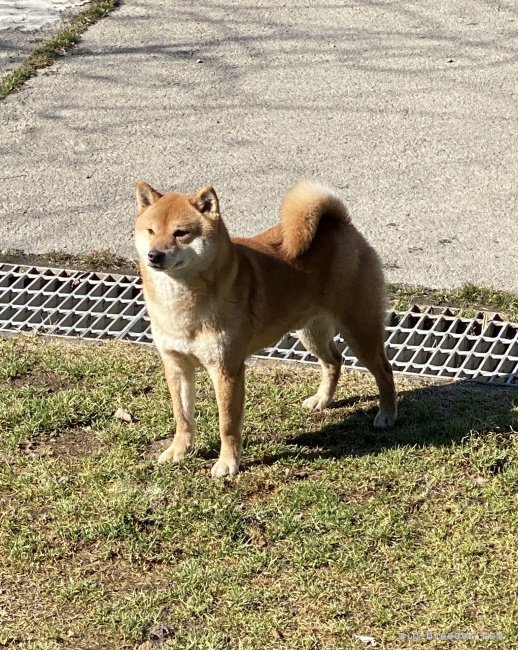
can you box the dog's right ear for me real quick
[191,185,220,218]
[135,180,163,213]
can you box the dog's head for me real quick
[134,181,223,276]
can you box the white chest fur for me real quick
[152,328,228,368]
[144,272,227,367]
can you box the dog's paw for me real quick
[302,394,331,411]
[211,457,240,478]
[373,409,396,429]
[157,448,178,463]
[157,441,191,463]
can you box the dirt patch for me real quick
[10,369,80,393]
[18,426,103,460]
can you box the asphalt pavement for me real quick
[0,0,517,289]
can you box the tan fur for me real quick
[280,181,351,257]
[135,180,397,477]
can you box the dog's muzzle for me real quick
[147,249,165,269]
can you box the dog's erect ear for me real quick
[191,185,219,218]
[135,180,163,213]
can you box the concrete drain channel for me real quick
[0,263,517,387]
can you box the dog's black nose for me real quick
[148,249,165,266]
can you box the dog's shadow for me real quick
[242,380,517,468]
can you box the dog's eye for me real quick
[174,229,190,238]
[147,228,155,235]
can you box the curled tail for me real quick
[280,181,351,258]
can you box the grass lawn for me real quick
[0,1,120,101]
[0,335,516,649]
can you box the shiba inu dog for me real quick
[135,180,396,477]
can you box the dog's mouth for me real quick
[147,259,185,271]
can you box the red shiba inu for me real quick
[135,180,396,477]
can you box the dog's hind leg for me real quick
[297,317,342,411]
[340,314,397,428]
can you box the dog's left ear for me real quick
[135,180,163,213]
[192,185,219,218]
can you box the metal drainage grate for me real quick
[257,309,518,386]
[0,263,517,386]
[0,264,151,344]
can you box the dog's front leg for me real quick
[208,364,245,478]
[158,353,196,463]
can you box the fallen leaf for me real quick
[284,469,310,480]
[353,633,378,646]
[248,526,268,547]
[114,407,136,423]
[148,623,174,642]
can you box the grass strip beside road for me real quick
[389,282,518,323]
[0,0,120,101]
[0,336,516,648]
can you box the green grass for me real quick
[0,336,516,648]
[389,283,518,322]
[0,0,120,101]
